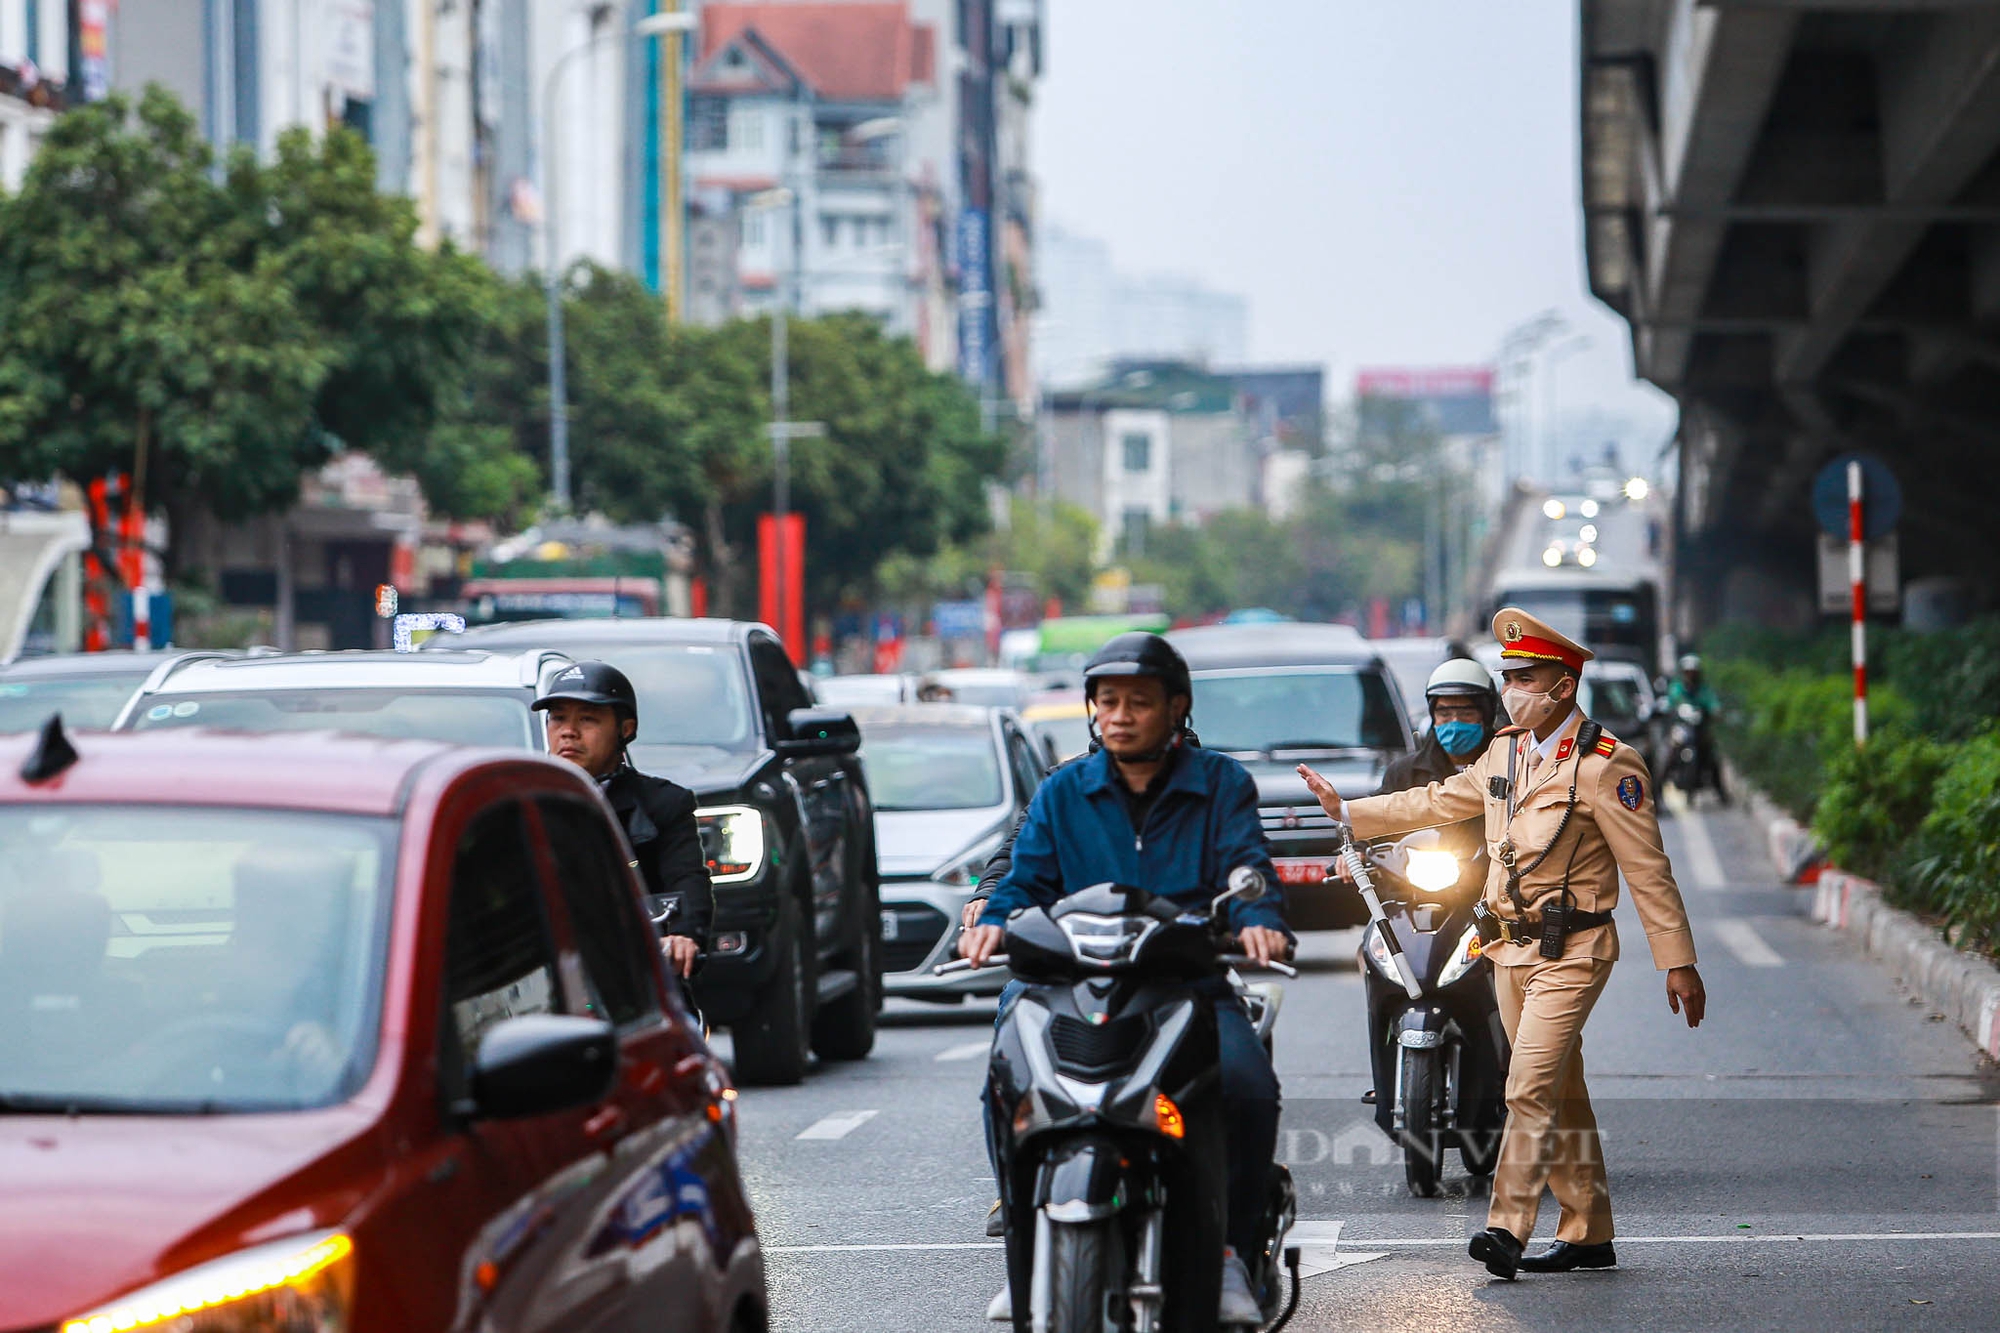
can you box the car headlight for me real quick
[1436,924,1486,987]
[1362,923,1396,978]
[933,833,1006,889]
[696,805,767,883]
[61,1230,353,1333]
[1404,848,1461,894]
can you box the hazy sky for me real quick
[1034,0,1677,460]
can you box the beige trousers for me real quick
[1488,953,1616,1245]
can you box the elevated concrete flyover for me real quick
[1583,0,2000,629]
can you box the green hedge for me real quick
[1901,730,2000,955]
[1707,617,2000,958]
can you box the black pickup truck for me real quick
[446,617,882,1085]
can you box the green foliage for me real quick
[0,86,518,548]
[1878,618,2000,742]
[1811,731,1949,884]
[1707,660,1913,821]
[879,497,1098,612]
[1900,729,2000,955]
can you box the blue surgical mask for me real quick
[1433,720,1486,756]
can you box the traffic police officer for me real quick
[1298,610,1706,1279]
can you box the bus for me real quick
[1485,569,1660,678]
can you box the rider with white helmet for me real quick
[1380,657,1503,793]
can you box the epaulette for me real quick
[1496,725,1528,737]
[1594,733,1619,757]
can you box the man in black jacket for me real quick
[536,661,712,977]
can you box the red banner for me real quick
[758,513,806,664]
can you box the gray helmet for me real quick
[1425,657,1498,704]
[1678,653,1703,675]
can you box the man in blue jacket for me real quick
[960,632,1291,1325]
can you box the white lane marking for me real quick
[935,1040,990,1062]
[1714,918,1785,968]
[760,1230,2000,1254]
[1679,810,1727,890]
[1286,1220,1386,1277]
[795,1110,880,1141]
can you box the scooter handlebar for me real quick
[934,955,1011,975]
[1220,954,1299,978]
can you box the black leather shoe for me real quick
[1467,1227,1523,1280]
[1519,1241,1617,1272]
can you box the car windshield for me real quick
[128,689,536,747]
[0,673,152,732]
[1192,668,1406,754]
[0,805,395,1114]
[1591,677,1643,717]
[564,644,757,752]
[1030,714,1092,763]
[861,725,1005,811]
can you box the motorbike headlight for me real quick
[1404,848,1461,894]
[696,805,767,883]
[1677,703,1702,723]
[60,1230,353,1333]
[1362,923,1396,978]
[933,834,1007,889]
[1436,924,1486,987]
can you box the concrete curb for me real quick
[1808,869,2000,1063]
[1721,758,1822,883]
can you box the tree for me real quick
[0,87,525,575]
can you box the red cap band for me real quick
[1499,633,1585,672]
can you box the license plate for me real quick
[1273,858,1332,886]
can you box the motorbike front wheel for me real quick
[1044,1218,1127,1333]
[1399,1048,1444,1198]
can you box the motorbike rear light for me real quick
[1153,1094,1185,1139]
[1013,1093,1036,1135]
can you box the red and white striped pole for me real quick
[1848,459,1867,745]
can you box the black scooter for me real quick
[939,870,1301,1333]
[1341,826,1508,1197]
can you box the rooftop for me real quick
[696,4,934,102]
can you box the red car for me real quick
[0,723,765,1333]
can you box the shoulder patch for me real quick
[1594,734,1619,757]
[1616,774,1644,810]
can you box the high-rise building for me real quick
[1036,223,1249,388]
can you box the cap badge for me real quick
[1503,621,1523,643]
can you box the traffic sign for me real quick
[1812,453,1901,541]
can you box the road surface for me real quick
[719,801,2000,1330]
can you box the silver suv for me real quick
[112,649,573,749]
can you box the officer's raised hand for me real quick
[1295,763,1346,821]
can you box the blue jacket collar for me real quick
[1078,741,1209,800]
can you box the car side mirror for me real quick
[468,1014,617,1120]
[778,707,861,758]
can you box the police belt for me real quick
[1488,907,1614,946]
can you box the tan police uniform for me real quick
[1344,609,1696,1247]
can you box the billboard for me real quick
[1355,366,1496,438]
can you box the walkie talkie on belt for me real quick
[1539,896,1568,959]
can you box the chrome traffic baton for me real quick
[1336,829,1423,1000]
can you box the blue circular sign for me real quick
[1812,453,1902,542]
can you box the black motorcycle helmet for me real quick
[1083,633,1197,748]
[533,660,639,740]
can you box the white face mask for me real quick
[1502,678,1572,731]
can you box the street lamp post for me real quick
[543,11,695,515]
